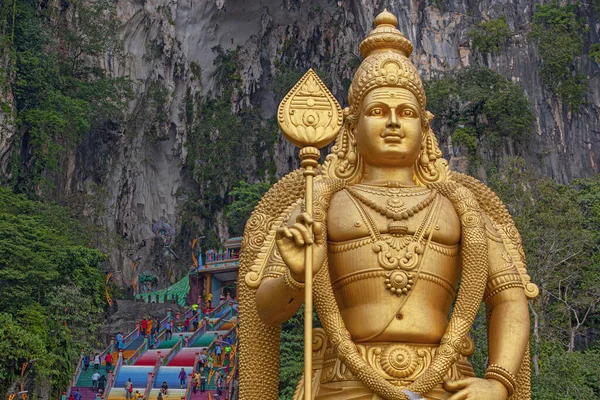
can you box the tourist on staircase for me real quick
[140,317,148,336]
[165,320,172,340]
[215,373,224,398]
[197,351,207,372]
[98,374,107,394]
[125,378,133,400]
[200,373,207,394]
[93,353,101,371]
[105,352,113,373]
[147,318,153,337]
[73,389,82,400]
[183,317,190,332]
[215,342,222,365]
[160,381,169,397]
[178,367,187,389]
[192,370,200,394]
[83,354,91,373]
[91,371,100,392]
[116,332,124,351]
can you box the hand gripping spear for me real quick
[277,69,343,399]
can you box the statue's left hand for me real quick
[444,378,508,400]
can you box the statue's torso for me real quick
[327,187,461,343]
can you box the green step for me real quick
[75,368,101,386]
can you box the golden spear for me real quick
[277,69,342,399]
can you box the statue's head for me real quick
[324,10,448,185]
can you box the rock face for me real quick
[13,1,600,284]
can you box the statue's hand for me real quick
[275,212,326,283]
[444,377,508,400]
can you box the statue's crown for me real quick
[359,9,413,58]
[349,10,426,123]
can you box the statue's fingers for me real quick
[291,223,314,245]
[296,212,314,226]
[444,378,474,392]
[276,227,293,240]
[290,228,305,246]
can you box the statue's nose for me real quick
[387,108,400,128]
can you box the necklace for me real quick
[352,184,429,197]
[344,190,441,296]
[346,187,436,234]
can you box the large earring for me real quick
[413,112,448,185]
[323,109,363,184]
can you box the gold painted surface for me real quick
[238,8,537,400]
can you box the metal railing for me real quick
[143,354,163,400]
[126,339,148,366]
[103,352,123,399]
[66,353,84,396]
[183,350,202,400]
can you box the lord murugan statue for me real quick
[237,10,538,400]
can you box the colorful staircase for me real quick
[69,304,238,400]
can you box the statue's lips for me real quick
[382,132,404,143]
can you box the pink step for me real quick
[133,349,163,366]
[167,348,200,367]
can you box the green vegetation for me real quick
[279,307,321,400]
[529,2,588,110]
[590,43,600,63]
[468,16,511,54]
[178,46,278,250]
[488,159,600,398]
[226,181,272,236]
[425,67,534,171]
[0,0,132,195]
[0,187,107,397]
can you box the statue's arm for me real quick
[483,215,530,377]
[256,275,304,325]
[255,204,325,326]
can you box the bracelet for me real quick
[484,364,516,397]
[283,268,305,291]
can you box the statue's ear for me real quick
[413,111,449,186]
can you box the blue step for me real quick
[153,366,193,388]
[113,365,154,389]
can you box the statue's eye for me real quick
[369,108,384,116]
[402,109,415,117]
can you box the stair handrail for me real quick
[143,353,163,400]
[208,301,229,319]
[122,323,141,348]
[162,334,185,366]
[103,352,123,399]
[183,371,194,400]
[66,353,84,397]
[185,320,210,348]
[184,351,201,400]
[126,338,148,365]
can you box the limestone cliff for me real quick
[3,0,598,286]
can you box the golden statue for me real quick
[238,10,538,400]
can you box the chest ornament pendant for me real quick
[345,186,441,297]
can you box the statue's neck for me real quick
[360,164,416,186]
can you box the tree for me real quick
[226,181,272,236]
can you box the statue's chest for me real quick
[327,189,461,246]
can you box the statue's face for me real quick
[355,87,423,168]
